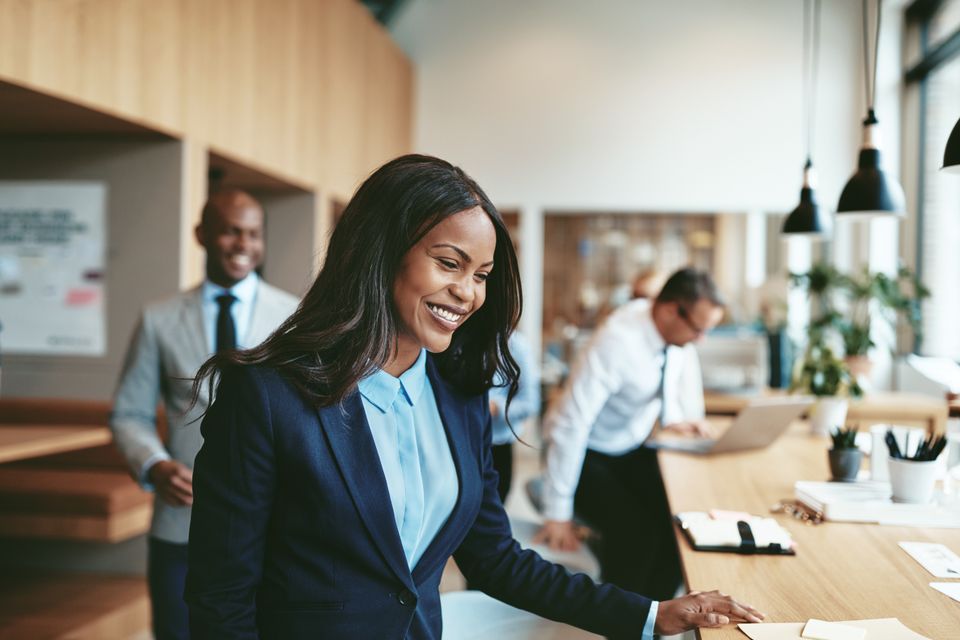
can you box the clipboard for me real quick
[674,513,796,555]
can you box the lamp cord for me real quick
[862,0,882,114]
[803,0,821,163]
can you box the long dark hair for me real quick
[193,154,522,408]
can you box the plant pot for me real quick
[844,355,874,379]
[829,448,863,482]
[888,458,939,504]
[844,355,873,392]
[809,398,848,436]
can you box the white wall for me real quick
[393,0,867,212]
[258,190,319,297]
[393,0,905,372]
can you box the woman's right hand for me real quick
[654,590,765,635]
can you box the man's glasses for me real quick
[677,305,709,336]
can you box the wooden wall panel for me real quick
[138,0,183,129]
[296,0,327,182]
[25,1,83,99]
[0,0,415,256]
[363,25,390,173]
[0,1,32,82]
[322,0,371,200]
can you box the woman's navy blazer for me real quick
[185,356,651,639]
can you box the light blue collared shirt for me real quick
[200,272,260,353]
[490,333,541,445]
[358,349,458,570]
[642,600,658,639]
[359,350,657,638]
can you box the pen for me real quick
[931,435,947,461]
[885,430,902,459]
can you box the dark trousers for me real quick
[573,446,681,602]
[491,442,513,504]
[148,537,191,640]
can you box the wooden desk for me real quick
[659,425,960,640]
[0,424,112,464]
[705,391,948,434]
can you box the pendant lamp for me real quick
[783,0,831,236]
[784,160,831,234]
[837,0,905,216]
[943,117,960,172]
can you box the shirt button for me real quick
[398,589,417,607]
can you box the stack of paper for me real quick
[801,619,865,640]
[794,481,960,527]
[738,618,930,640]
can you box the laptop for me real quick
[649,397,814,455]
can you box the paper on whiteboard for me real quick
[0,181,106,356]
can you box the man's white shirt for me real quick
[542,298,704,521]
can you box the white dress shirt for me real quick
[542,298,704,522]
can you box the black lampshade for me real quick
[836,112,905,216]
[783,162,831,236]
[942,116,960,173]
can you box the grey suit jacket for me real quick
[110,279,298,543]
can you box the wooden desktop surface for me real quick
[0,424,112,464]
[704,390,948,434]
[659,422,960,640]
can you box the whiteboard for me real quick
[0,181,107,356]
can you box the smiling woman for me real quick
[391,207,496,375]
[183,154,762,640]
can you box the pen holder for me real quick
[888,458,939,504]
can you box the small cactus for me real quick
[829,425,858,450]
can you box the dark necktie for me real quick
[216,294,237,353]
[657,345,670,428]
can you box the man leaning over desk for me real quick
[110,190,299,640]
[535,267,725,601]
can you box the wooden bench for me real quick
[0,569,149,640]
[0,398,161,543]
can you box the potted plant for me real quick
[790,262,930,382]
[828,425,862,482]
[836,265,930,376]
[790,343,863,435]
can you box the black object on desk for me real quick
[674,516,796,556]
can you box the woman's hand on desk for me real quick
[532,520,585,552]
[663,420,715,438]
[655,590,764,635]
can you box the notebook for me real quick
[675,511,795,555]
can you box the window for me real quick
[908,0,960,357]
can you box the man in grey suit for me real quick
[110,189,299,639]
